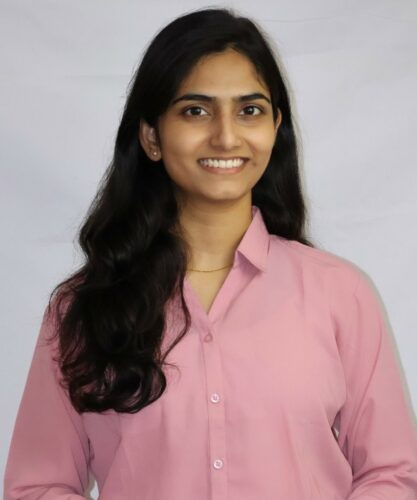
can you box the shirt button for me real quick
[203,333,213,342]
[213,459,224,469]
[210,393,220,403]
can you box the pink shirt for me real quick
[4,205,417,499]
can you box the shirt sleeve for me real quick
[3,303,91,499]
[334,272,417,499]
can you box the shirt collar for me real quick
[235,205,270,272]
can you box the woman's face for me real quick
[140,48,281,208]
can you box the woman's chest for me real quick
[185,270,230,314]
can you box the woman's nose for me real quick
[209,113,242,150]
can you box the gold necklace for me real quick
[187,263,232,273]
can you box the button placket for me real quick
[200,327,228,497]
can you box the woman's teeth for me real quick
[199,158,245,169]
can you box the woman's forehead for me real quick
[174,52,269,99]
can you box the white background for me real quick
[1,1,416,497]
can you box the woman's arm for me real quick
[335,273,417,499]
[4,304,91,499]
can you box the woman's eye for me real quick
[183,106,208,116]
[240,105,263,116]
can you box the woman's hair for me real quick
[47,7,315,414]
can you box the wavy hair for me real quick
[46,7,315,414]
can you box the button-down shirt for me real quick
[4,205,417,499]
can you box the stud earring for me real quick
[152,150,158,156]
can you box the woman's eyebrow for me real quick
[171,92,271,105]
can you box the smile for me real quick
[198,158,246,169]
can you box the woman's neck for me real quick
[178,199,253,272]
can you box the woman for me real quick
[4,7,417,499]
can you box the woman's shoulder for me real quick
[269,235,363,293]
[269,236,384,332]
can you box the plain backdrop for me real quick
[1,1,416,497]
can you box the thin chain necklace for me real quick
[187,263,232,273]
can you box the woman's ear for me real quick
[275,108,282,133]
[138,119,161,161]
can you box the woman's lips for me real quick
[197,158,248,175]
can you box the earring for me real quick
[152,150,158,156]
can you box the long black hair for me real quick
[46,7,315,414]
